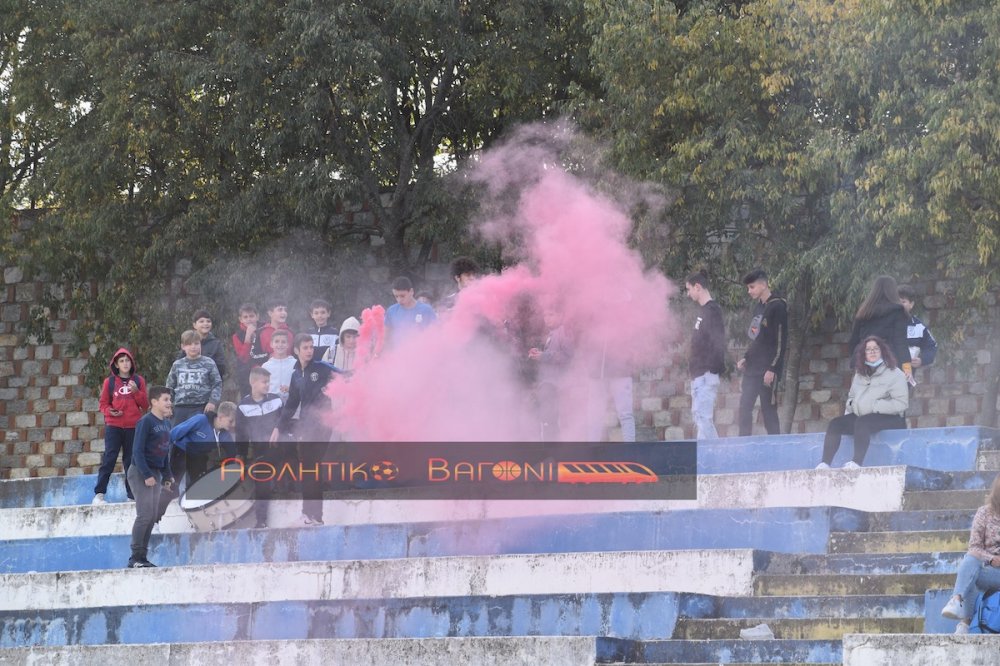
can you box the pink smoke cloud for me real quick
[327,126,677,442]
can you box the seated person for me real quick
[816,335,908,470]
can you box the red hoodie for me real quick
[99,348,149,428]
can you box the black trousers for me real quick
[739,372,780,436]
[822,413,906,465]
[297,423,333,521]
[169,446,211,491]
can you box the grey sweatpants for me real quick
[127,464,172,561]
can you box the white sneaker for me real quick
[954,621,970,635]
[300,513,324,526]
[843,461,861,470]
[92,493,107,505]
[739,622,775,640]
[815,462,830,470]
[941,596,965,620]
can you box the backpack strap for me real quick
[105,373,117,404]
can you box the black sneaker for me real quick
[126,558,157,568]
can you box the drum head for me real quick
[180,465,245,511]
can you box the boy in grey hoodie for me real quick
[166,329,223,424]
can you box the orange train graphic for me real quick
[556,461,659,484]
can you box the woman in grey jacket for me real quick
[816,335,908,469]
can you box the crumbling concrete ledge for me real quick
[0,636,599,666]
[843,633,1000,666]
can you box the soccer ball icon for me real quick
[370,460,399,482]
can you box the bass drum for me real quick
[180,465,256,531]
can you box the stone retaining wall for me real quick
[1,261,996,477]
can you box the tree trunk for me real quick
[982,307,1000,429]
[381,212,411,278]
[780,274,812,433]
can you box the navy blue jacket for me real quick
[133,413,173,480]
[278,360,341,435]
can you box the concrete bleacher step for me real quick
[928,469,999,489]
[828,529,967,554]
[0,593,687,647]
[902,489,985,510]
[976,449,1000,470]
[0,636,602,666]
[862,508,976,531]
[753,573,952,596]
[842,633,1000,665]
[1,549,757,612]
[597,637,843,664]
[695,426,995,474]
[0,507,843,574]
[672,616,922,639]
[762,552,962,575]
[680,593,925,620]
[6,427,993,512]
[6,426,998,661]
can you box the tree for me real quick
[811,0,1000,425]
[0,0,86,207]
[581,0,1000,428]
[580,0,856,430]
[4,0,593,383]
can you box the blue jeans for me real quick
[691,372,721,439]
[953,553,1000,620]
[587,377,636,442]
[95,426,134,498]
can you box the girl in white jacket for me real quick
[816,335,908,469]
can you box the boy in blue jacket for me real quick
[127,386,174,568]
[169,401,238,489]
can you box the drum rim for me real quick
[180,464,252,512]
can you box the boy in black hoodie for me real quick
[736,269,788,436]
[177,309,227,380]
[270,334,340,526]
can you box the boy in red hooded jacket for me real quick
[95,348,148,504]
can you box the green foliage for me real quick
[2,0,591,385]
[579,0,1000,330]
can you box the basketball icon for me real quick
[370,460,399,481]
[492,460,522,481]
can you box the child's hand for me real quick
[528,348,542,360]
[280,384,289,393]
